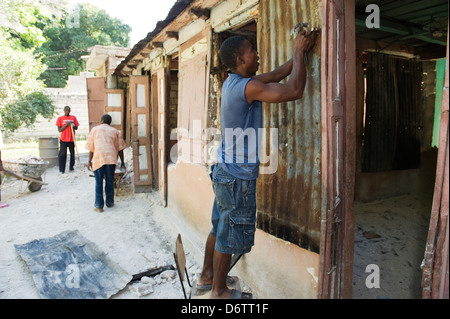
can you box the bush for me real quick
[0,91,55,136]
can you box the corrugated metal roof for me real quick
[355,0,448,48]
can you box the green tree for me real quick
[0,1,131,135]
[0,29,46,106]
[0,91,55,136]
[37,3,132,88]
[0,0,62,136]
[0,29,55,137]
[0,0,64,48]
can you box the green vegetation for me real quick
[0,0,131,136]
[37,3,131,88]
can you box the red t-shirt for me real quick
[56,115,80,142]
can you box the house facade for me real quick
[86,0,448,298]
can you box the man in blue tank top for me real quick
[197,31,318,299]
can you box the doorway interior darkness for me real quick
[352,0,447,298]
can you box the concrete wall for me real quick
[5,72,94,141]
[167,159,320,298]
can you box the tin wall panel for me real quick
[257,0,322,252]
[363,52,422,172]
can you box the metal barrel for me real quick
[38,137,59,167]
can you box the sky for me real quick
[68,0,177,47]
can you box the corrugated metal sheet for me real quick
[256,0,322,253]
[363,52,397,172]
[363,52,422,172]
[355,0,448,48]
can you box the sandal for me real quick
[231,289,253,299]
[195,275,238,291]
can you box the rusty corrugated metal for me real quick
[363,52,397,172]
[363,52,422,172]
[256,0,322,253]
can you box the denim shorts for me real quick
[209,164,257,255]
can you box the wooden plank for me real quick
[422,29,449,299]
[130,76,153,188]
[319,0,356,299]
[86,77,106,131]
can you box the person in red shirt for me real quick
[56,106,80,173]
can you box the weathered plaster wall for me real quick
[167,160,320,298]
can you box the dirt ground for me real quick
[0,150,203,299]
[352,194,432,299]
[1,149,433,299]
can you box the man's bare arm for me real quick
[253,59,293,84]
[245,31,317,104]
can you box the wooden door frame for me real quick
[157,66,169,206]
[105,88,125,134]
[421,29,449,299]
[129,75,153,189]
[318,0,356,299]
[86,77,107,131]
[151,73,160,189]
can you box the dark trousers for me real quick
[58,141,75,173]
[94,164,116,209]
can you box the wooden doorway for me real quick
[422,33,449,299]
[156,67,168,206]
[130,75,153,192]
[86,77,107,131]
[319,0,356,299]
[86,78,125,135]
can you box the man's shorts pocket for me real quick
[212,167,236,210]
[229,210,256,251]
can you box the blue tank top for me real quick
[217,73,262,180]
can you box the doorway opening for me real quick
[352,0,447,299]
[168,54,179,164]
